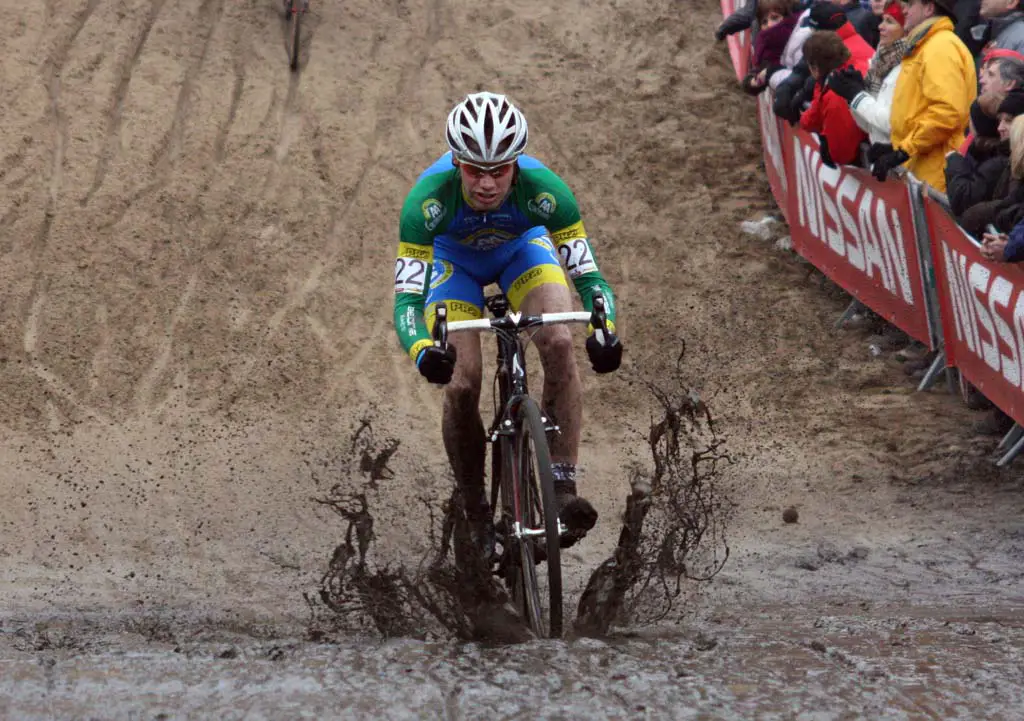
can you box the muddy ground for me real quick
[1,0,1023,717]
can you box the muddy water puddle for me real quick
[2,606,1022,719]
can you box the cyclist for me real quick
[392,91,623,552]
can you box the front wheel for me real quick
[512,397,563,638]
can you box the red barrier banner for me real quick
[925,198,1024,426]
[786,128,932,345]
[757,92,789,222]
[720,0,751,80]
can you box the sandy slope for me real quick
[1,0,1023,642]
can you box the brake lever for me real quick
[590,293,609,342]
[433,302,449,350]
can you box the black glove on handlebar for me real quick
[417,345,457,384]
[586,330,622,374]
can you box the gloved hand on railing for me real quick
[417,345,457,384]
[814,133,837,169]
[866,142,893,164]
[871,148,910,182]
[826,67,866,104]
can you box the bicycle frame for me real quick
[432,293,610,541]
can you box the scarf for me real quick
[753,13,800,70]
[904,16,944,57]
[865,39,908,95]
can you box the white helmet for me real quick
[445,92,529,165]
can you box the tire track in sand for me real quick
[133,273,200,415]
[262,72,303,198]
[214,58,246,163]
[326,0,450,417]
[98,0,239,233]
[23,284,111,426]
[15,0,105,425]
[38,0,102,236]
[149,0,226,180]
[82,0,169,206]
[219,0,446,411]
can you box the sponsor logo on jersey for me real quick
[397,241,432,261]
[510,266,544,295]
[528,192,557,219]
[552,220,586,245]
[461,228,517,250]
[529,235,555,252]
[422,199,445,231]
[429,259,453,290]
[446,300,481,317]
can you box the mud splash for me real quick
[311,351,730,641]
[576,350,731,634]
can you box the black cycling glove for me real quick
[586,330,623,374]
[417,345,457,384]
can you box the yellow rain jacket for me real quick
[890,16,976,193]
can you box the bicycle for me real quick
[432,291,612,639]
[284,0,309,71]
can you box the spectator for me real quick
[979,51,1024,94]
[827,1,909,144]
[767,3,817,90]
[996,86,1024,135]
[806,1,877,62]
[872,0,976,190]
[969,125,1024,438]
[957,90,1024,235]
[716,2,757,42]
[742,0,803,94]
[983,117,1024,257]
[836,0,883,45]
[774,2,876,123]
[972,0,1024,57]
[944,93,1008,215]
[957,0,986,56]
[801,31,871,164]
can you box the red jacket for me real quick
[799,55,871,165]
[836,21,874,70]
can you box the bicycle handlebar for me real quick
[445,311,592,333]
[432,293,610,347]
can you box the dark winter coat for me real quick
[944,139,1010,217]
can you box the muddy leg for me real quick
[517,283,581,465]
[441,331,486,504]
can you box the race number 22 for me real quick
[558,238,597,279]
[394,257,427,294]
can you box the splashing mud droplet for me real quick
[311,348,731,641]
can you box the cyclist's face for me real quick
[458,160,516,210]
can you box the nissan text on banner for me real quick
[926,197,1024,426]
[787,128,932,346]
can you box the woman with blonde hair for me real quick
[969,114,1024,438]
[958,93,1024,237]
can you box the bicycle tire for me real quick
[289,6,301,71]
[513,397,563,638]
[494,433,525,608]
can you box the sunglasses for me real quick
[459,162,516,179]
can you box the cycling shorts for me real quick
[424,226,568,331]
